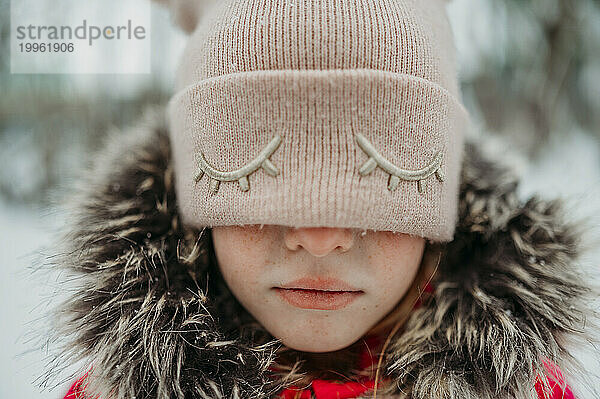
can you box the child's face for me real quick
[211,225,425,353]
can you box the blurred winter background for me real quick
[0,0,599,398]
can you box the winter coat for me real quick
[51,106,593,399]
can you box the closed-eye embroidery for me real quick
[354,132,445,193]
[194,135,282,194]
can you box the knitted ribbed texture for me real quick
[166,0,470,242]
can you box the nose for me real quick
[284,227,355,257]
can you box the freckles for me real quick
[308,320,329,337]
[228,225,268,248]
[237,234,260,250]
[373,256,394,278]
[383,261,394,274]
[228,233,272,264]
[374,236,387,252]
[373,235,401,261]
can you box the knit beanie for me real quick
[160,0,470,242]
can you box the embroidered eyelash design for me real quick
[194,135,282,194]
[354,132,445,193]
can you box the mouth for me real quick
[273,277,364,310]
[277,276,362,292]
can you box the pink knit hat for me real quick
[161,0,470,242]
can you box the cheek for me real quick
[211,227,271,294]
[369,234,425,303]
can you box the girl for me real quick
[51,0,595,398]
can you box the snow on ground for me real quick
[0,202,73,399]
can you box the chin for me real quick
[277,329,362,353]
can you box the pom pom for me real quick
[153,0,216,34]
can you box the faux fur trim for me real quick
[380,140,595,399]
[41,106,595,399]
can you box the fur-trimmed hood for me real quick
[44,107,595,399]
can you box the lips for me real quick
[274,277,364,310]
[277,277,362,292]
